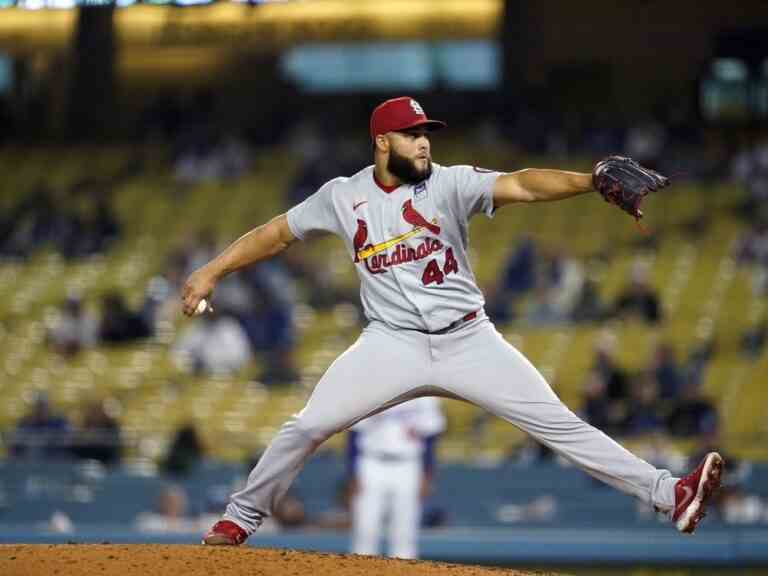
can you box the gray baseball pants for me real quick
[224,316,678,533]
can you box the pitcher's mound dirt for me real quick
[0,544,565,576]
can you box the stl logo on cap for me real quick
[369,96,447,141]
[410,99,425,116]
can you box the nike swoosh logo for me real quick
[353,201,368,211]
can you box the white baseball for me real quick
[195,298,209,316]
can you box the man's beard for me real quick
[387,149,432,185]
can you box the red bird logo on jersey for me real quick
[402,200,440,235]
[353,218,385,273]
[352,203,443,274]
[353,219,368,263]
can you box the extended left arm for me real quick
[492,169,593,209]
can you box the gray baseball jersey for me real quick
[286,164,501,332]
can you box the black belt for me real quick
[415,310,478,335]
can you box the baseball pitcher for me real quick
[181,97,723,545]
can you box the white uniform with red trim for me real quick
[222,162,680,540]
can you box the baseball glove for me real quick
[592,155,670,220]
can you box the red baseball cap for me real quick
[369,97,447,141]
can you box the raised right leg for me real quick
[206,323,432,543]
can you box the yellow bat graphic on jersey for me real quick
[356,220,437,261]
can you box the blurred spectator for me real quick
[98,292,152,344]
[46,294,98,357]
[579,369,624,435]
[740,320,768,360]
[666,381,718,437]
[239,270,299,384]
[591,331,629,401]
[524,246,584,325]
[571,277,607,323]
[280,249,362,314]
[172,310,252,376]
[9,393,71,459]
[613,261,662,324]
[168,262,295,378]
[184,230,218,274]
[623,373,664,436]
[60,191,120,259]
[522,288,565,326]
[537,247,585,322]
[682,338,716,388]
[487,235,537,323]
[650,342,683,399]
[0,181,57,258]
[280,249,344,310]
[1,179,120,260]
[212,274,255,318]
[142,251,188,332]
[259,349,299,386]
[162,423,205,477]
[135,484,197,533]
[247,259,299,309]
[70,399,122,466]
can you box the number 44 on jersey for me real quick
[422,247,458,286]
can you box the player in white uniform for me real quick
[348,397,444,559]
[182,97,723,546]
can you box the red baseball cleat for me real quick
[672,452,723,534]
[202,520,248,546]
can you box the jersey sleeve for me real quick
[285,178,343,240]
[443,165,503,222]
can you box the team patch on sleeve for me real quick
[413,182,428,202]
